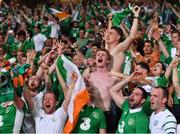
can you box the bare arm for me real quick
[108,13,112,30]
[152,31,170,58]
[37,53,49,65]
[167,84,174,107]
[99,128,106,134]
[49,61,56,74]
[169,3,180,18]
[164,59,175,79]
[106,0,112,9]
[110,72,139,108]
[120,21,129,38]
[62,72,77,112]
[26,50,36,73]
[41,63,52,92]
[115,6,140,52]
[21,11,32,24]
[158,40,170,58]
[172,59,180,97]
[23,88,34,111]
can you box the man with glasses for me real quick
[110,72,149,133]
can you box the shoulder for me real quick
[164,109,176,121]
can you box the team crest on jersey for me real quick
[128,118,135,125]
[92,112,99,119]
[52,117,56,122]
[154,120,159,126]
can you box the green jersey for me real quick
[73,105,106,133]
[117,100,149,134]
[40,25,51,38]
[155,75,168,87]
[0,102,24,133]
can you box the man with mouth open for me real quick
[23,71,77,133]
[110,72,149,133]
[149,87,177,134]
[89,48,117,133]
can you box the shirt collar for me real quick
[129,107,142,113]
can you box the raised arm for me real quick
[115,6,140,52]
[152,30,170,58]
[23,87,34,111]
[172,58,180,97]
[106,0,112,10]
[108,13,113,30]
[26,49,37,73]
[120,20,129,38]
[164,58,177,79]
[41,62,52,92]
[110,72,139,108]
[169,3,180,18]
[62,72,77,112]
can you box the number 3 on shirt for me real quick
[80,118,91,131]
[0,115,4,127]
[118,121,125,133]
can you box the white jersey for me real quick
[32,106,67,133]
[150,109,177,134]
[33,33,47,52]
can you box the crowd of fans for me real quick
[0,0,180,133]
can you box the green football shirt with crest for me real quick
[0,102,24,133]
[72,105,106,133]
[116,100,149,134]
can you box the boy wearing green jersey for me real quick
[0,75,25,133]
[110,72,149,133]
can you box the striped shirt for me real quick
[150,109,177,134]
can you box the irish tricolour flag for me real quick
[56,55,90,133]
[48,8,70,21]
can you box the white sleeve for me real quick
[41,34,47,42]
[56,107,68,121]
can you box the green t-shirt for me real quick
[0,102,24,133]
[116,100,149,134]
[73,105,106,133]
[40,25,51,38]
[70,27,80,38]
[76,38,89,48]
[155,75,168,87]
[21,38,35,53]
